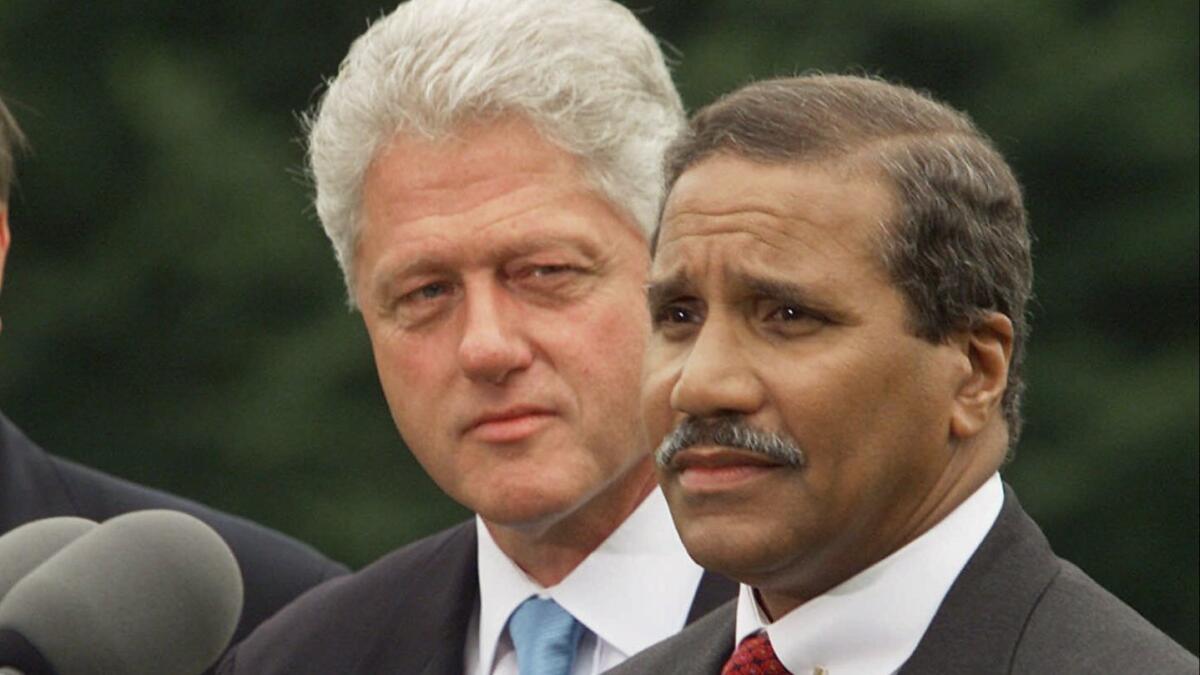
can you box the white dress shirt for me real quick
[464,487,706,675]
[734,473,1004,675]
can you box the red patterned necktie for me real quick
[722,631,792,675]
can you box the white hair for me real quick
[306,0,685,303]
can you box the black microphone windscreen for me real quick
[0,510,244,675]
[0,517,96,603]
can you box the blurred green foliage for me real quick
[1,0,1195,652]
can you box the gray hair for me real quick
[307,0,685,303]
[664,75,1033,446]
[0,94,28,203]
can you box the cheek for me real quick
[768,350,903,504]
[774,345,949,487]
[556,283,649,385]
[772,356,864,440]
[367,327,451,430]
[589,317,649,426]
[551,290,652,457]
[641,347,679,445]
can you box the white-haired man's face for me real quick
[353,117,656,539]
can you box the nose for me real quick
[669,317,763,418]
[457,283,533,385]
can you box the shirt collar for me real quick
[475,487,704,675]
[734,473,1004,675]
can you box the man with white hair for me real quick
[219,1,733,673]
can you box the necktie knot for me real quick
[508,597,584,675]
[722,631,792,675]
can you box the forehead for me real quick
[353,118,642,292]
[361,117,584,227]
[654,155,895,282]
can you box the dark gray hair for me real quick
[307,0,685,303]
[0,94,27,203]
[664,74,1033,445]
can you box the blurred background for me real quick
[1,0,1195,651]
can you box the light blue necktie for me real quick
[507,597,584,675]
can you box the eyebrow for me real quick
[488,234,596,262]
[364,257,436,310]
[736,271,849,322]
[646,268,840,315]
[736,274,816,306]
[375,256,443,283]
[645,272,695,309]
[368,235,598,300]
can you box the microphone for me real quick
[0,510,244,675]
[0,518,97,601]
[0,516,98,675]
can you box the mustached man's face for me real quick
[643,155,981,616]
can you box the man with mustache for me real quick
[219,1,733,673]
[612,75,1196,674]
[0,93,347,657]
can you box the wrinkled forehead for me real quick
[653,154,896,277]
[362,118,584,223]
[648,225,855,310]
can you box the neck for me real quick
[758,432,1006,619]
[483,460,657,586]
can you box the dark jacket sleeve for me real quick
[2,412,348,652]
[44,453,350,644]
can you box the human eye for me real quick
[766,305,811,321]
[385,279,457,327]
[652,303,699,324]
[650,299,704,339]
[527,263,578,279]
[507,258,592,302]
[401,281,452,303]
[760,301,824,335]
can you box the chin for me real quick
[473,486,580,530]
[682,541,765,584]
[683,509,809,581]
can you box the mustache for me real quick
[654,416,806,469]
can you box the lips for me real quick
[464,405,557,444]
[667,447,791,491]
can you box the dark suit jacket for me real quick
[219,517,737,674]
[607,486,1198,674]
[0,411,348,650]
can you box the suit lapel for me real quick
[900,484,1060,674]
[684,601,738,673]
[347,524,736,672]
[687,571,739,625]
[357,521,480,675]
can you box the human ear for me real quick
[948,312,1013,439]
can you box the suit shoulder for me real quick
[44,453,348,640]
[609,599,737,675]
[45,451,341,563]
[235,520,475,629]
[1014,559,1197,673]
[220,521,477,674]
